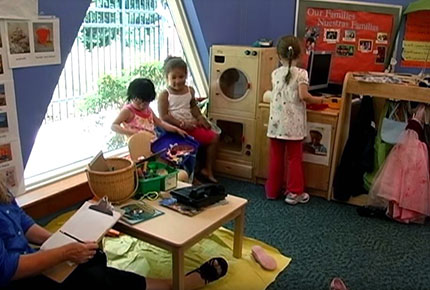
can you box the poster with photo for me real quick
[0,140,24,196]
[0,82,19,140]
[0,81,24,195]
[32,18,61,65]
[0,166,17,190]
[5,18,61,68]
[303,122,332,166]
[0,21,12,82]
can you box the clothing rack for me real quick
[330,72,430,206]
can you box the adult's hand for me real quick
[63,242,98,264]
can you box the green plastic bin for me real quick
[137,161,178,195]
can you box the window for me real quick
[24,0,206,187]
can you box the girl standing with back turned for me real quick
[266,35,324,204]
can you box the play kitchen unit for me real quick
[208,45,340,199]
[208,45,278,181]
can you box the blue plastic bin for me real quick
[151,132,200,179]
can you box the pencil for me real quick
[60,230,85,243]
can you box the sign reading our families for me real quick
[307,8,380,32]
[303,7,394,83]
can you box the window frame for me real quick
[167,0,208,98]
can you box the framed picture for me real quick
[303,122,332,166]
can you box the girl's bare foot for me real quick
[200,168,218,183]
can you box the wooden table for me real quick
[114,183,248,290]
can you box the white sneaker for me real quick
[284,192,310,205]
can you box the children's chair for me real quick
[127,131,154,161]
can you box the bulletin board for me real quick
[401,10,430,67]
[295,0,402,84]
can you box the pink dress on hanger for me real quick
[369,109,430,224]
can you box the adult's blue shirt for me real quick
[0,199,35,286]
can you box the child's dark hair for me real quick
[126,78,156,102]
[277,35,302,84]
[163,56,188,77]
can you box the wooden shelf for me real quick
[344,73,430,103]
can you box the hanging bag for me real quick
[380,101,408,144]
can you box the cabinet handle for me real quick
[263,123,268,128]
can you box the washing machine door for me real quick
[218,68,249,101]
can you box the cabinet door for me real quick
[304,112,338,192]
[255,107,338,195]
[255,107,270,179]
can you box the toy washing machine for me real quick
[209,45,278,119]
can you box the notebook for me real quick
[41,199,122,283]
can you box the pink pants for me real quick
[265,138,305,199]
[187,127,217,146]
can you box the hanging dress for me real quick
[368,105,430,223]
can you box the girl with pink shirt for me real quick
[111,78,186,138]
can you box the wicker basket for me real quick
[86,158,138,203]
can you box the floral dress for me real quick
[267,65,308,140]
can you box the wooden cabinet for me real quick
[331,72,430,206]
[255,105,270,180]
[255,103,339,199]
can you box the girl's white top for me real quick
[267,65,308,140]
[167,87,196,123]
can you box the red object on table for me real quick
[306,103,329,111]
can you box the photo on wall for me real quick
[324,28,340,43]
[0,112,8,133]
[0,166,16,188]
[7,21,30,54]
[343,30,356,42]
[358,39,373,53]
[0,143,12,164]
[303,122,332,166]
[376,46,387,64]
[376,32,388,44]
[336,44,355,57]
[33,22,54,53]
[0,84,6,106]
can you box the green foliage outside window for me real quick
[79,61,165,114]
